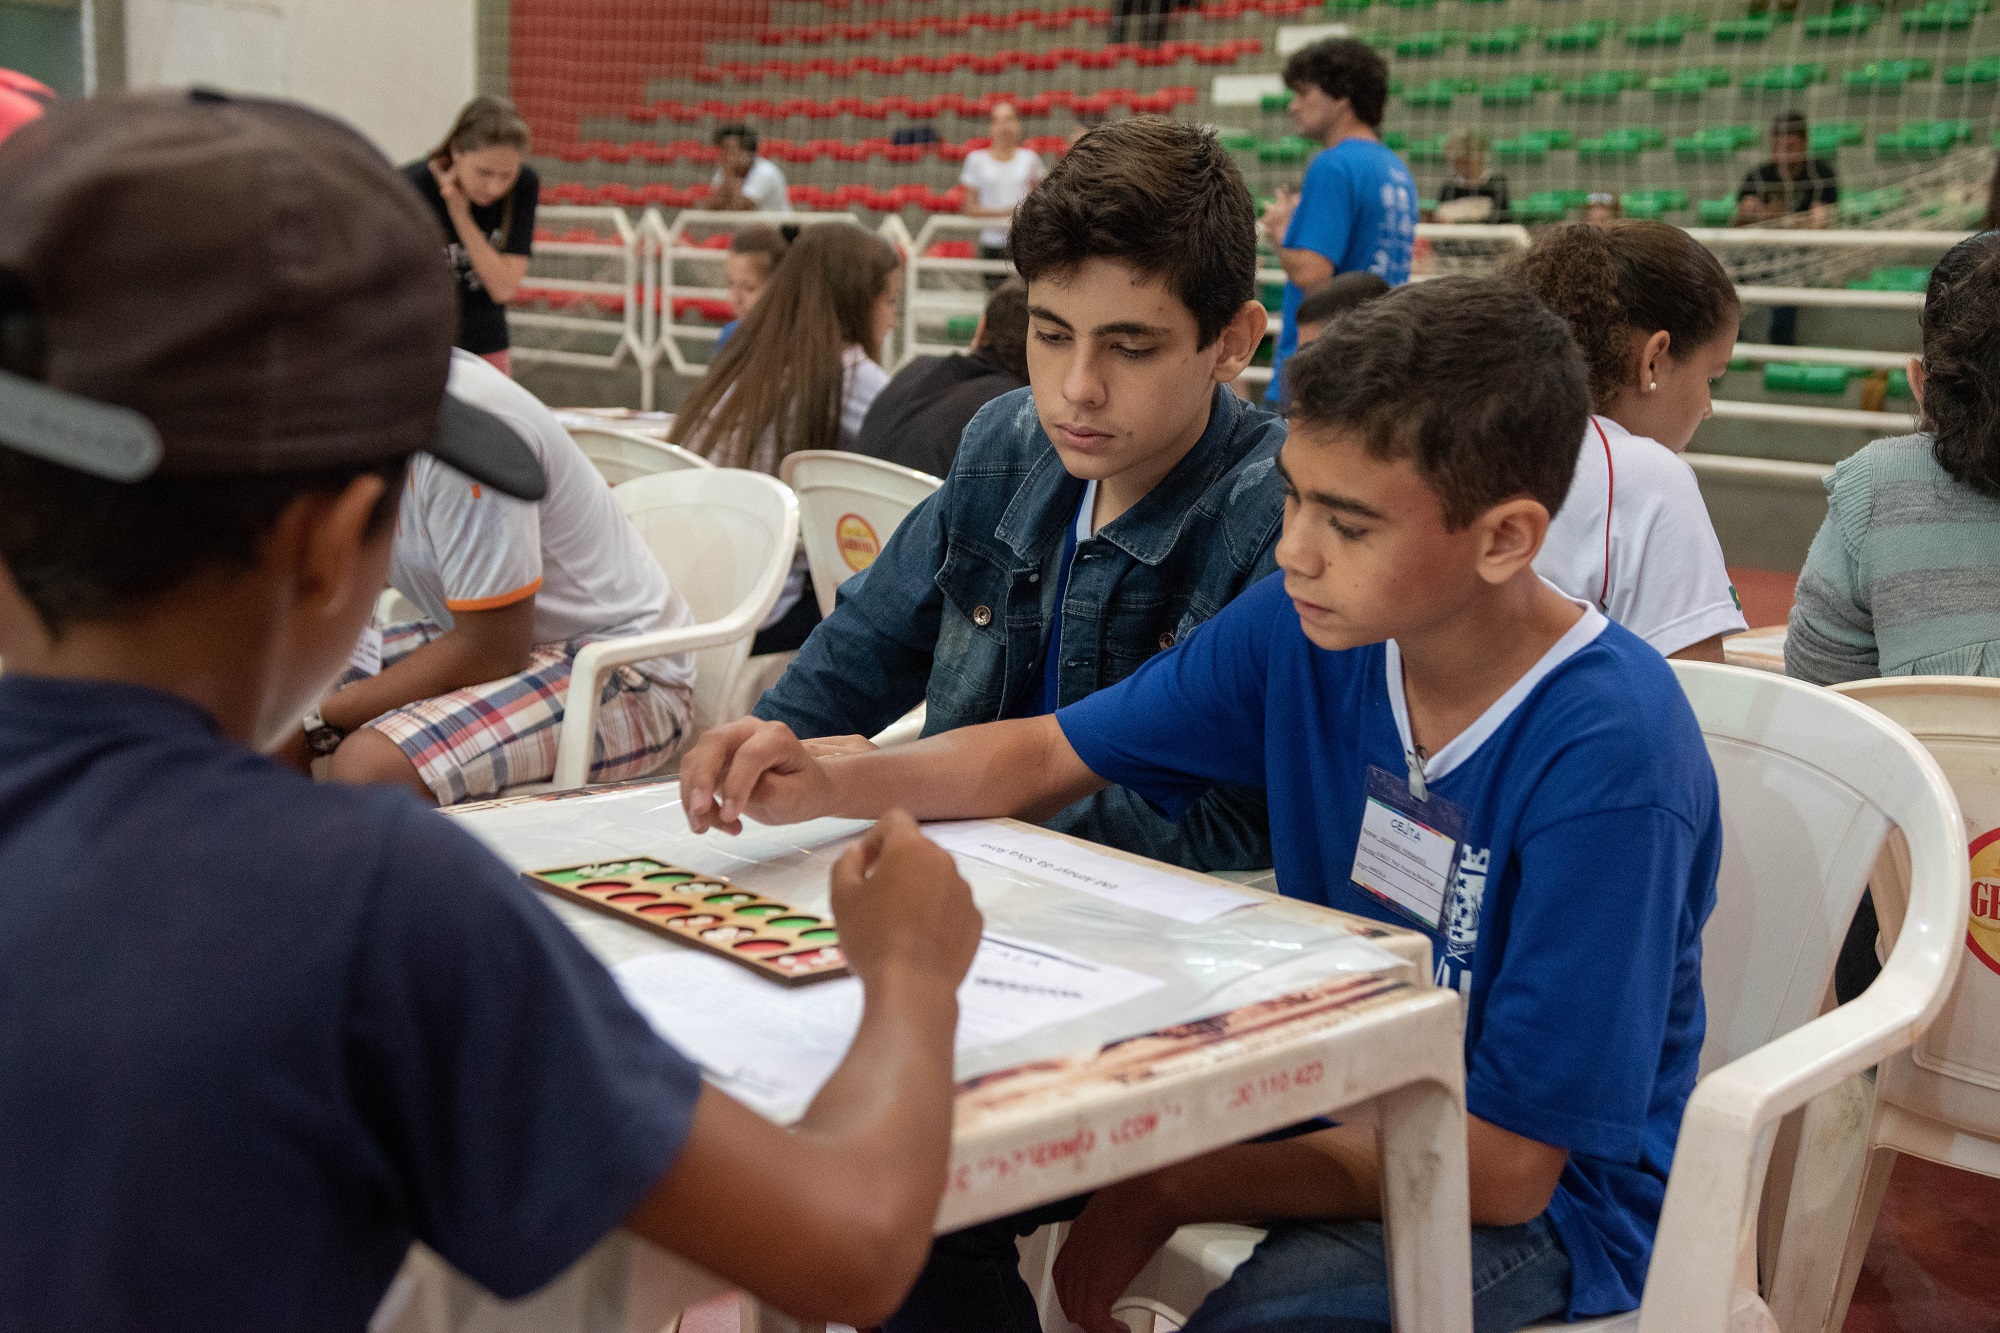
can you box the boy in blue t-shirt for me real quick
[1260,38,1418,406]
[682,277,1721,1331]
[0,92,979,1332]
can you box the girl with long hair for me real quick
[1512,220,1746,660]
[403,95,537,373]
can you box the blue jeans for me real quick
[883,1207,1572,1333]
[1183,1216,1572,1333]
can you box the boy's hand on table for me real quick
[832,810,981,996]
[1053,1175,1182,1333]
[682,718,839,833]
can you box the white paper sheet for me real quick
[613,933,1163,1121]
[923,820,1259,924]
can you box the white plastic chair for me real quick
[1767,677,2000,1333]
[542,469,798,790]
[1091,662,1966,1333]
[570,426,711,485]
[776,450,941,618]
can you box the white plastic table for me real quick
[373,781,1472,1333]
[1723,624,1788,674]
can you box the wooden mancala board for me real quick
[525,857,848,985]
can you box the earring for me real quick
[1647,381,1658,392]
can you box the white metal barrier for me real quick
[509,205,644,380]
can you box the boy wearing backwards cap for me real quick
[683,278,1721,1332]
[0,91,978,1330]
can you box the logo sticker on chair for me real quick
[836,513,882,572]
[1967,828,2000,977]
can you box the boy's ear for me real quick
[266,474,396,624]
[1471,496,1551,586]
[1209,299,1270,385]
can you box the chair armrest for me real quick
[546,619,757,790]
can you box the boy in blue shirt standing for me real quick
[1261,38,1418,406]
[0,91,980,1332]
[682,276,1721,1332]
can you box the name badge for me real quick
[347,623,384,678]
[1350,765,1465,932]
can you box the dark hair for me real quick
[729,223,790,273]
[1919,231,2000,497]
[427,94,530,165]
[674,223,901,471]
[1288,276,1590,530]
[1982,156,2000,231]
[1282,38,1390,129]
[0,447,406,637]
[1009,117,1256,348]
[1771,111,1809,141]
[1511,220,1740,408]
[978,278,1030,380]
[714,122,758,153]
[1296,272,1390,329]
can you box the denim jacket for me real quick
[756,384,1285,870]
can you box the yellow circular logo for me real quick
[1967,828,2000,977]
[835,513,881,573]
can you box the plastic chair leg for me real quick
[1766,1073,1875,1332]
[1825,1141,1899,1333]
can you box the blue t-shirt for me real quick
[1266,137,1418,404]
[1057,574,1718,1317]
[1018,479,1098,719]
[0,674,704,1331]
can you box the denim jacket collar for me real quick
[992,384,1252,570]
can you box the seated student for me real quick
[292,350,697,806]
[674,222,900,654]
[715,223,790,352]
[0,90,979,1333]
[1513,221,1747,660]
[753,118,1283,872]
[1291,270,1390,349]
[856,278,1030,477]
[684,276,1721,1333]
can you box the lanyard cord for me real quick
[1591,417,1615,611]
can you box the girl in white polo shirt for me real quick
[1514,221,1748,659]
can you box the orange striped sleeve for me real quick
[445,578,542,613]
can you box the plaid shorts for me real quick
[353,620,692,805]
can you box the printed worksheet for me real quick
[922,820,1258,923]
[614,933,1162,1121]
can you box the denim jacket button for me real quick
[973,605,993,627]
[1158,631,1176,649]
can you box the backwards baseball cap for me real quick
[0,88,544,500]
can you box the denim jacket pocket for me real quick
[930,545,1011,726]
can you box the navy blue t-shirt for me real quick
[0,675,703,1331]
[1058,574,1719,1317]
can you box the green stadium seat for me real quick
[1259,281,1286,313]
[1402,79,1461,108]
[1848,265,1932,291]
[1257,135,1319,163]
[1844,59,1931,91]
[946,315,980,340]
[1383,0,1441,8]
[1877,120,1963,159]
[1946,56,2000,84]
[1810,119,1867,151]
[1650,71,1710,100]
[1580,128,1659,161]
[1711,16,1775,39]
[1393,29,1456,56]
[1902,0,1983,30]
[1765,363,1852,394]
[1417,196,1439,213]
[1383,130,1408,150]
[1494,131,1554,161]
[1403,133,1449,162]
[1482,74,1548,105]
[1696,196,1739,224]
[1324,0,1373,12]
[1514,192,1570,223]
[1804,9,1879,36]
[1467,24,1537,54]
[1220,130,1259,151]
[1838,186,1908,220]
[1546,21,1611,50]
[1620,189,1690,219]
[1562,71,1640,103]
[1889,368,1913,398]
[1744,62,1828,93]
[1261,90,1294,112]
[1625,16,1693,45]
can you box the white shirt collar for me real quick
[1383,582,1608,787]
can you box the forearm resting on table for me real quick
[1141,1115,1567,1232]
[625,969,960,1324]
[823,715,1108,823]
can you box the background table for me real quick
[372,781,1472,1333]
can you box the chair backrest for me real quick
[614,469,799,740]
[1677,663,1963,1075]
[1829,677,2000,1113]
[777,450,941,617]
[570,426,711,485]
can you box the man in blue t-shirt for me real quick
[1260,38,1418,406]
[0,92,980,1332]
[681,277,1720,1332]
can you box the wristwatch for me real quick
[302,706,347,757]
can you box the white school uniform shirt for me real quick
[710,157,791,213]
[1534,414,1747,657]
[959,147,1046,249]
[389,351,698,697]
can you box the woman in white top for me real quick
[1513,220,1747,659]
[960,103,1046,262]
[673,223,901,649]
